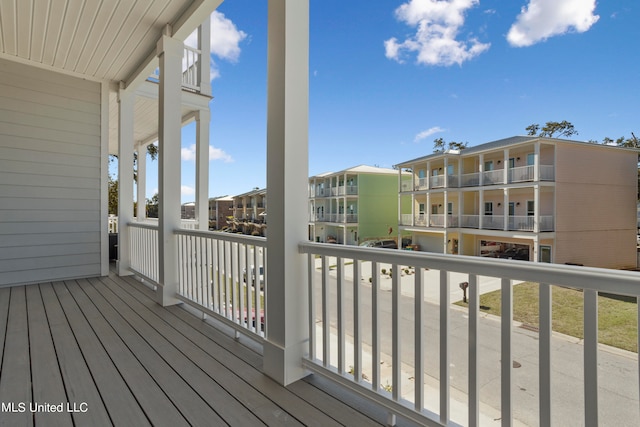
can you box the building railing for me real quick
[461,214,479,228]
[175,230,267,340]
[400,214,413,226]
[128,222,159,283]
[482,214,505,230]
[508,165,534,183]
[482,169,505,185]
[461,172,480,187]
[540,165,555,181]
[149,46,202,92]
[430,175,445,188]
[416,177,428,190]
[298,241,640,427]
[401,213,555,232]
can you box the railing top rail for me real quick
[175,229,267,246]
[298,242,640,296]
[127,221,159,230]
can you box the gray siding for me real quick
[0,58,102,286]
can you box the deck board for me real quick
[26,285,73,427]
[0,287,33,427]
[38,283,112,426]
[0,272,396,427]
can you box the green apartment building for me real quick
[309,165,410,245]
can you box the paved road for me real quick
[311,260,639,427]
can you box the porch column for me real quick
[479,190,484,229]
[136,144,147,220]
[503,188,509,231]
[534,141,541,181]
[157,34,183,306]
[478,154,484,186]
[117,87,135,276]
[264,0,310,385]
[195,109,211,230]
[534,184,540,233]
[503,149,509,184]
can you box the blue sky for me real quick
[138,0,640,203]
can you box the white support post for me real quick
[157,34,184,306]
[136,144,147,221]
[196,109,210,230]
[503,188,509,231]
[534,142,541,181]
[503,149,509,184]
[264,0,310,386]
[117,86,135,276]
[198,19,212,96]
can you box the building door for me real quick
[539,245,552,263]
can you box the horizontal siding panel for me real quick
[0,122,100,148]
[0,171,99,190]
[0,133,100,157]
[0,243,101,261]
[0,185,100,201]
[0,82,100,115]
[0,62,102,101]
[0,146,99,169]
[0,253,100,274]
[0,210,98,223]
[0,159,99,180]
[0,91,101,126]
[0,222,100,235]
[0,197,100,212]
[0,107,101,136]
[0,232,100,248]
[0,264,102,288]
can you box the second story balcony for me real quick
[401,213,555,232]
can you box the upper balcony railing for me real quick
[149,46,202,92]
[402,214,555,232]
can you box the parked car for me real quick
[498,247,529,261]
[359,239,398,249]
[242,266,264,289]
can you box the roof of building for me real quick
[310,164,404,179]
[395,136,639,167]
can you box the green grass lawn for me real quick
[456,282,638,353]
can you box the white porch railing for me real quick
[298,242,640,427]
[540,164,555,181]
[483,214,504,230]
[149,46,202,91]
[400,214,413,226]
[417,177,428,190]
[461,172,480,187]
[430,175,445,188]
[175,230,267,339]
[461,214,479,228]
[482,169,504,185]
[508,165,534,183]
[128,222,159,283]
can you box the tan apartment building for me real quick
[231,188,267,236]
[396,136,638,269]
[208,196,234,230]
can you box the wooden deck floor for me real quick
[0,272,401,427]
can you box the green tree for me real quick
[526,121,578,138]
[108,144,158,214]
[108,176,118,215]
[433,137,469,153]
[146,193,159,218]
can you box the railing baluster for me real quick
[468,274,479,427]
[246,244,254,333]
[322,255,330,366]
[353,259,362,383]
[414,265,423,412]
[372,261,380,391]
[501,278,513,427]
[308,253,315,361]
[439,270,450,424]
[391,262,400,402]
[584,289,599,427]
[539,283,552,426]
[337,256,345,374]
[254,244,261,334]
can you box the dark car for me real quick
[498,247,529,261]
[359,239,398,249]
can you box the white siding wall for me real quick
[0,59,102,286]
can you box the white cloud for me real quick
[181,144,233,163]
[507,0,599,47]
[414,126,445,142]
[185,11,247,80]
[181,185,195,197]
[384,0,490,66]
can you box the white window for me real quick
[527,200,535,216]
[484,161,494,171]
[527,153,535,166]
